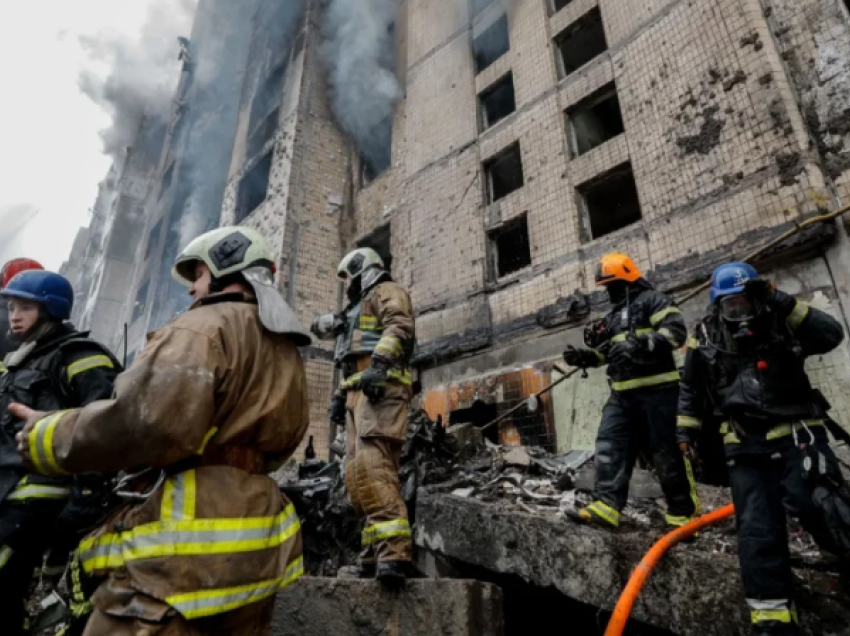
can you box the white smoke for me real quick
[0,204,40,266]
[78,0,198,160]
[322,0,402,171]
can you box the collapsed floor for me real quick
[280,410,850,636]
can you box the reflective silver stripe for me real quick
[677,416,702,429]
[611,328,653,343]
[0,545,13,570]
[161,470,196,521]
[747,599,793,611]
[658,327,681,347]
[6,484,71,501]
[167,556,304,619]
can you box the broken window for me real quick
[132,280,149,323]
[450,400,499,444]
[247,107,280,160]
[473,14,509,73]
[236,151,273,222]
[489,214,532,277]
[566,83,625,157]
[158,163,175,201]
[578,163,642,240]
[356,224,393,274]
[550,0,577,12]
[144,219,163,261]
[484,142,524,203]
[360,116,393,186]
[479,73,516,130]
[555,7,608,78]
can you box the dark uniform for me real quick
[579,285,699,527]
[678,289,846,634]
[0,303,14,359]
[0,324,118,635]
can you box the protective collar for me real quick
[241,267,312,346]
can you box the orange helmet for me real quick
[595,253,642,286]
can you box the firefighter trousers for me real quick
[0,498,68,636]
[728,443,844,635]
[81,596,276,636]
[593,383,699,522]
[345,384,412,564]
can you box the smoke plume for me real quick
[322,0,402,173]
[0,204,40,266]
[78,0,198,160]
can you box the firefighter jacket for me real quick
[0,303,12,359]
[0,323,118,504]
[677,290,844,455]
[585,287,687,392]
[334,280,415,391]
[22,292,309,622]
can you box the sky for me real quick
[0,2,157,270]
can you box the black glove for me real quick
[360,361,389,402]
[744,278,776,305]
[563,346,599,369]
[328,392,347,425]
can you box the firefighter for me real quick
[11,226,311,636]
[311,247,415,585]
[677,263,850,635]
[562,253,700,529]
[0,258,44,358]
[0,270,118,636]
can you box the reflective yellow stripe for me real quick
[751,609,798,624]
[765,420,824,440]
[197,427,219,455]
[0,362,6,374]
[166,556,304,619]
[786,301,809,329]
[7,484,71,501]
[664,514,692,527]
[358,316,378,328]
[684,455,701,516]
[28,411,70,476]
[160,471,197,522]
[362,518,411,546]
[658,327,681,347]
[611,328,653,343]
[78,504,300,573]
[687,337,699,350]
[586,500,620,527]
[0,545,13,570]
[66,355,114,382]
[594,349,606,364]
[375,336,403,357]
[650,306,681,325]
[612,370,680,391]
[676,415,702,429]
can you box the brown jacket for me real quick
[25,293,309,620]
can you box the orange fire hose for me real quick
[603,503,736,636]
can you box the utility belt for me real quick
[720,418,825,446]
[113,444,265,502]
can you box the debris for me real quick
[445,423,485,461]
[502,446,532,468]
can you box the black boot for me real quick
[376,561,408,587]
[358,561,376,579]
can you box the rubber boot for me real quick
[376,561,408,587]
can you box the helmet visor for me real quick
[718,294,755,322]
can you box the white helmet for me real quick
[172,226,274,286]
[172,226,310,346]
[337,248,384,281]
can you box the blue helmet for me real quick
[709,263,757,304]
[1,270,74,320]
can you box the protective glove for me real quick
[563,346,599,369]
[328,392,347,425]
[360,360,389,402]
[744,278,776,305]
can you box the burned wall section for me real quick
[220,0,348,459]
[762,0,850,191]
[339,0,850,454]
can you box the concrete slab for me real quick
[271,576,504,636]
[415,491,850,636]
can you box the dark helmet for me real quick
[1,270,74,321]
[0,258,44,289]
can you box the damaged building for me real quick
[57,0,850,633]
